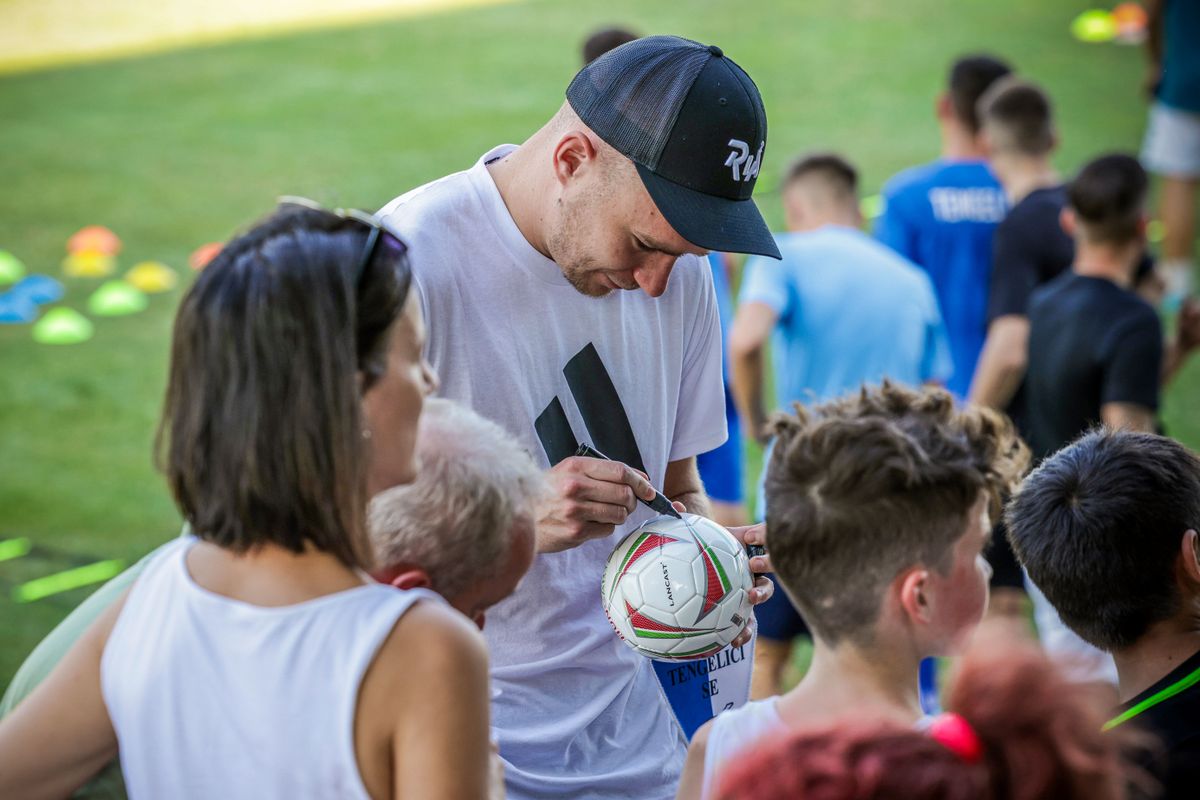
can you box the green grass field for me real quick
[2,0,1197,689]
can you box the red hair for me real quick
[714,636,1131,800]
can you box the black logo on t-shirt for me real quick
[534,343,646,472]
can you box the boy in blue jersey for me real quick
[730,153,952,698]
[876,55,1012,399]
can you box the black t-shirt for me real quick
[987,185,1075,323]
[1112,647,1200,800]
[986,186,1074,438]
[1025,273,1162,461]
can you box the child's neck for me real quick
[776,634,925,727]
[990,152,1058,205]
[1113,618,1200,703]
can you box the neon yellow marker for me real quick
[13,559,125,603]
[0,537,32,563]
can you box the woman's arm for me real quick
[358,599,494,800]
[0,591,127,800]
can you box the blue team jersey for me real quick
[740,225,953,411]
[875,159,1006,399]
[707,253,735,383]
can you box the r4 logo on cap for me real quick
[725,139,764,182]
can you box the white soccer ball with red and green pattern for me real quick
[601,513,754,661]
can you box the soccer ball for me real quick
[601,513,754,661]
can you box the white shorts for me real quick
[1142,101,1200,178]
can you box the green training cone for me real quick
[0,250,26,285]
[88,280,148,316]
[32,307,94,344]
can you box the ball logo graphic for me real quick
[601,513,754,660]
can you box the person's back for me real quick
[879,157,1006,400]
[1023,154,1164,460]
[875,54,1012,398]
[1025,273,1160,458]
[978,184,1073,421]
[756,225,949,406]
[104,537,434,798]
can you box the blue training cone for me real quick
[0,291,38,324]
[10,275,64,305]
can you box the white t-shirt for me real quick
[380,145,727,800]
[700,697,785,800]
[102,536,437,799]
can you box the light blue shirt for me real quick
[740,225,953,412]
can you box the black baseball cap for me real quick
[567,35,781,260]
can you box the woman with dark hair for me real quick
[713,634,1139,800]
[0,205,495,799]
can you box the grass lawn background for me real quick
[2,0,1197,688]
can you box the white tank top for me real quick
[700,697,786,800]
[101,536,437,800]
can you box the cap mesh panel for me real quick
[566,35,711,170]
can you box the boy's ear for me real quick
[1180,529,1200,585]
[1059,207,1076,238]
[898,568,933,624]
[935,93,953,122]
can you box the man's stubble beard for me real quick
[545,173,621,298]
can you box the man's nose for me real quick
[633,256,676,298]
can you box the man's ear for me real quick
[1180,529,1200,585]
[552,130,599,187]
[898,568,933,625]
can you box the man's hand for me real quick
[729,522,774,648]
[681,509,775,650]
[536,456,656,553]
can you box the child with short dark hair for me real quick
[1007,429,1200,800]
[676,382,1027,799]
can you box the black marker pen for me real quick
[574,443,683,520]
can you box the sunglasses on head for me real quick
[277,196,408,283]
